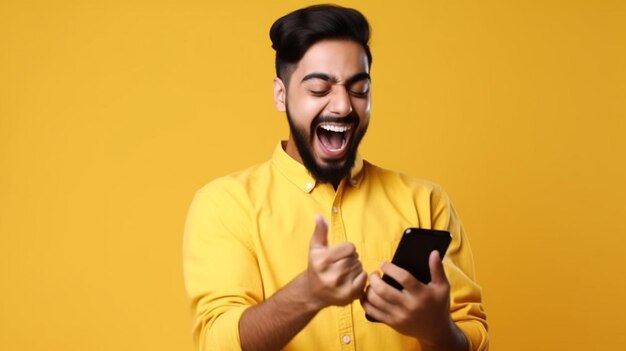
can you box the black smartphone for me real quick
[366,228,452,322]
[382,228,452,289]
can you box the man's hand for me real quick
[239,215,367,351]
[360,251,467,350]
[306,215,367,309]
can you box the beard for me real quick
[286,107,368,185]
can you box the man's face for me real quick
[274,39,371,185]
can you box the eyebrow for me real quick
[301,72,371,86]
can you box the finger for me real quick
[429,250,448,285]
[368,271,404,304]
[309,215,329,248]
[325,242,357,262]
[332,256,364,284]
[352,270,367,290]
[345,255,364,274]
[361,295,389,323]
[380,261,420,292]
[360,289,378,319]
[363,273,400,319]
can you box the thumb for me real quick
[310,215,329,248]
[429,250,448,284]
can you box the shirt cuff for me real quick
[456,320,490,351]
[199,305,248,351]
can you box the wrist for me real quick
[294,272,327,312]
[418,318,468,351]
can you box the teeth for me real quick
[319,124,351,133]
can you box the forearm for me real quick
[239,272,323,351]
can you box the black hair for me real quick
[269,4,372,84]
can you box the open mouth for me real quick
[315,122,353,158]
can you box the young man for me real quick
[184,5,488,351]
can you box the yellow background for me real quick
[1,0,625,350]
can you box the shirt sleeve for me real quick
[431,187,490,351]
[183,178,262,351]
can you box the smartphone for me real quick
[366,228,452,322]
[382,228,452,289]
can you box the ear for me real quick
[273,77,286,112]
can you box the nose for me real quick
[327,86,353,117]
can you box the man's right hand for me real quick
[306,215,367,309]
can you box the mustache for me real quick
[311,115,359,129]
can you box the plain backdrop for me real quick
[1,0,625,350]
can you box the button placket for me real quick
[333,186,355,350]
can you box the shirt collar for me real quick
[271,141,364,193]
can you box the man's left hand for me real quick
[360,251,459,346]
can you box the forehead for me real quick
[290,39,369,83]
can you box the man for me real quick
[184,4,488,351]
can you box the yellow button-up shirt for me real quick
[184,142,488,351]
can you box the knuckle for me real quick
[370,280,386,295]
[343,242,356,254]
[405,299,420,314]
[401,278,418,290]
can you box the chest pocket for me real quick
[358,239,400,274]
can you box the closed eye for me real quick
[349,88,369,98]
[309,89,330,97]
[348,79,370,98]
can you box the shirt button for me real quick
[305,182,313,190]
[332,206,339,213]
[341,335,351,344]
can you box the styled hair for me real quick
[269,4,372,84]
